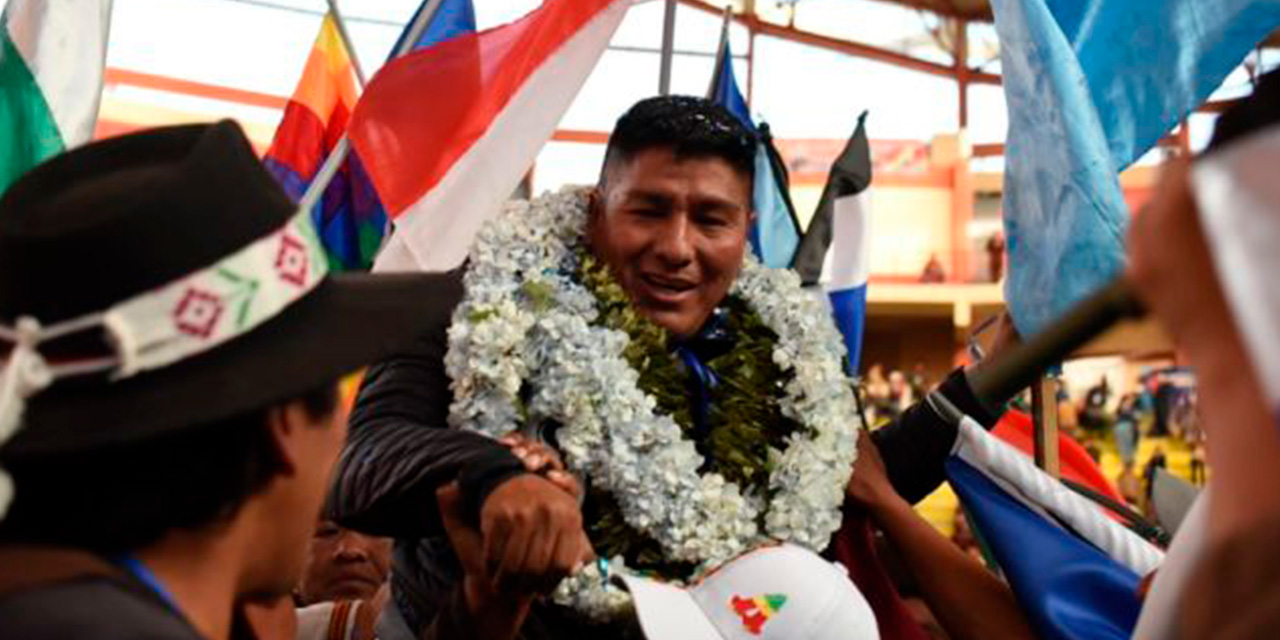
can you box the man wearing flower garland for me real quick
[329,96,1010,639]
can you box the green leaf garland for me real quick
[576,251,805,579]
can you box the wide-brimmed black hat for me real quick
[0,120,448,456]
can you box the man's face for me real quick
[244,392,349,600]
[587,147,752,339]
[295,520,393,604]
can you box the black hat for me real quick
[0,121,447,455]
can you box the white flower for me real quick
[446,188,860,620]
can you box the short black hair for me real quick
[0,381,339,555]
[600,96,756,186]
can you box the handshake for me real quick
[435,433,595,631]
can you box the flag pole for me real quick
[326,0,367,88]
[967,277,1144,407]
[657,0,677,95]
[705,5,731,99]
[1031,375,1061,478]
[297,0,447,215]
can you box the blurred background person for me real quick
[1113,393,1140,468]
[1116,462,1143,509]
[865,363,893,424]
[1142,447,1168,519]
[1079,375,1112,435]
[295,520,392,606]
[1056,381,1081,440]
[888,370,915,418]
[985,231,1006,282]
[920,252,947,283]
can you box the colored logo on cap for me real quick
[731,594,788,635]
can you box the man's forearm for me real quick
[327,419,525,537]
[868,496,1034,640]
[874,367,1003,504]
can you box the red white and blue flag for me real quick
[352,0,630,272]
[946,417,1164,640]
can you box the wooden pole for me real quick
[954,18,969,130]
[1031,374,1061,478]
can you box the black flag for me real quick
[792,112,872,285]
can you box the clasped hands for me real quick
[437,433,594,619]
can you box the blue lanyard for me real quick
[115,555,179,611]
[676,345,719,438]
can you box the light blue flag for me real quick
[708,38,801,269]
[994,0,1280,336]
[389,0,476,59]
[1050,0,1280,169]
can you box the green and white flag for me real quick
[0,0,113,194]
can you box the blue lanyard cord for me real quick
[676,345,719,439]
[114,555,180,611]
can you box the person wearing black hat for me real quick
[0,121,502,640]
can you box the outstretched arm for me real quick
[872,363,1007,505]
[848,431,1035,640]
[325,270,527,538]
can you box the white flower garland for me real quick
[445,188,860,620]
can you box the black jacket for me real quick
[0,546,216,640]
[327,268,1001,638]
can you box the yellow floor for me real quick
[916,434,1199,536]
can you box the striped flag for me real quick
[992,0,1280,336]
[946,416,1165,640]
[356,0,629,272]
[796,114,872,375]
[264,2,478,272]
[263,14,379,271]
[992,409,1124,505]
[707,33,801,269]
[0,0,112,195]
[389,0,476,60]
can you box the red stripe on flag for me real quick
[349,0,617,217]
[993,410,1124,505]
[265,100,348,179]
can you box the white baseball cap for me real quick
[615,543,880,640]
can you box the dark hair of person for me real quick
[0,381,339,554]
[600,95,756,187]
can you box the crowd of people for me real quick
[1046,370,1209,523]
[863,363,934,424]
[0,72,1277,640]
